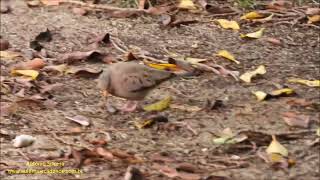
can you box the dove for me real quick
[98,62,175,112]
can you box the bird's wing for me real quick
[122,71,157,92]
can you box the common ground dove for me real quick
[98,62,175,112]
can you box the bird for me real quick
[97,61,175,112]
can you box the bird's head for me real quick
[97,68,111,97]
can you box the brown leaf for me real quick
[15,88,25,98]
[35,29,52,42]
[95,147,114,161]
[15,98,44,110]
[43,99,58,109]
[153,164,201,180]
[90,139,108,146]
[65,115,90,126]
[12,58,46,70]
[149,153,176,163]
[267,0,292,10]
[43,64,68,74]
[110,149,132,159]
[282,112,310,128]
[0,38,10,50]
[286,98,313,107]
[124,166,145,180]
[66,67,102,79]
[72,8,87,16]
[60,50,107,64]
[176,162,198,173]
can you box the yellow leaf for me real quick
[240,65,266,83]
[268,153,285,163]
[147,63,179,71]
[253,14,274,23]
[216,19,240,30]
[134,119,155,129]
[308,15,320,24]
[252,91,268,101]
[241,28,265,39]
[177,0,197,10]
[288,78,320,87]
[217,50,239,64]
[143,96,171,112]
[317,127,320,136]
[266,135,288,157]
[0,51,22,60]
[270,88,294,96]
[240,11,264,20]
[11,70,39,80]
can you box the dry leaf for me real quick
[253,14,274,23]
[216,50,239,64]
[252,91,268,101]
[66,115,90,126]
[143,96,171,112]
[306,8,320,16]
[95,147,114,161]
[170,104,202,112]
[288,78,320,87]
[11,69,39,80]
[265,37,281,45]
[178,0,197,10]
[240,11,265,20]
[147,63,179,71]
[0,51,22,60]
[0,102,18,117]
[216,19,240,30]
[72,8,87,16]
[185,57,207,64]
[308,15,320,24]
[240,65,266,83]
[135,115,168,129]
[241,28,265,39]
[270,88,294,96]
[282,112,310,128]
[317,128,320,136]
[266,135,288,157]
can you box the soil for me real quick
[1,0,319,180]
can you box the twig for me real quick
[17,150,32,161]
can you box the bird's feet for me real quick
[120,101,139,112]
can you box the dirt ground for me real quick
[1,0,319,180]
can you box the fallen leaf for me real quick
[0,51,22,60]
[12,58,46,70]
[266,135,288,157]
[288,78,320,87]
[307,15,320,24]
[35,29,52,42]
[40,83,63,94]
[147,63,179,71]
[282,112,310,128]
[65,115,90,126]
[65,67,102,78]
[317,128,320,136]
[143,96,171,112]
[213,128,247,145]
[252,91,268,101]
[241,28,265,39]
[253,14,274,23]
[240,11,265,20]
[216,50,239,64]
[146,5,173,15]
[60,50,107,64]
[240,65,266,83]
[270,88,294,96]
[135,115,168,129]
[185,57,207,64]
[178,0,197,10]
[0,39,10,50]
[153,164,201,180]
[216,19,240,30]
[11,69,39,80]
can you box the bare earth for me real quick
[1,1,319,180]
